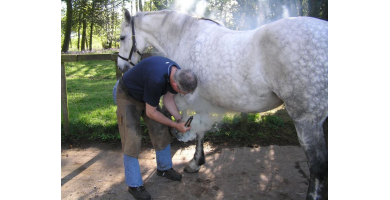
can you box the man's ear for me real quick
[171,81,179,91]
[171,81,177,88]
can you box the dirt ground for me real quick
[61,106,328,199]
[61,140,313,200]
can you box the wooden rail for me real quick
[61,53,121,135]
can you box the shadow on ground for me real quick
[61,140,310,200]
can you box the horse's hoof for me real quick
[184,159,201,173]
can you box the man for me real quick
[114,56,198,200]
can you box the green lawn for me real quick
[62,60,120,142]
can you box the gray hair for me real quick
[174,68,198,93]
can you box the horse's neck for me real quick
[138,12,235,62]
[139,13,204,57]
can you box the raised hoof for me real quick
[184,158,201,173]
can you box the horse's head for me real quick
[117,9,148,73]
[118,10,196,73]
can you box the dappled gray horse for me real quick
[117,10,328,200]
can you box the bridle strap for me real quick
[118,17,142,66]
[117,54,129,61]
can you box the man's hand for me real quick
[145,103,190,134]
[175,121,191,133]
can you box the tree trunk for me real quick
[61,62,69,135]
[320,0,328,21]
[297,0,302,16]
[77,12,81,50]
[86,36,89,50]
[308,0,322,18]
[139,0,143,11]
[61,0,73,53]
[109,8,115,48]
[89,0,96,51]
[88,22,94,51]
[81,18,87,51]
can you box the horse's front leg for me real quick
[294,120,328,200]
[184,133,205,173]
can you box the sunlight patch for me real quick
[79,106,117,126]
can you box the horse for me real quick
[117,9,328,200]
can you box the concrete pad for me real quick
[61,143,309,199]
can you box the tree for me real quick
[62,0,73,52]
[234,0,259,30]
[152,0,168,10]
[102,0,123,48]
[139,0,143,11]
[88,0,96,51]
[320,0,328,21]
[61,0,328,52]
[77,12,82,49]
[306,0,328,21]
[81,11,87,50]
[308,0,321,18]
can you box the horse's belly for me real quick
[200,87,283,113]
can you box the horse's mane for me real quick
[132,10,223,43]
[136,10,221,27]
[197,17,221,26]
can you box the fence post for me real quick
[115,61,122,80]
[61,62,69,135]
[111,52,122,80]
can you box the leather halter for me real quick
[118,18,142,66]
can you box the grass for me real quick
[61,59,299,146]
[62,60,120,142]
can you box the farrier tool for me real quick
[185,116,193,127]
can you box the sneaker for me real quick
[128,186,151,200]
[157,168,182,181]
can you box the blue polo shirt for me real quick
[122,56,180,107]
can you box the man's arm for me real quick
[163,92,182,122]
[145,103,190,133]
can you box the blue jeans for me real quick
[124,144,173,187]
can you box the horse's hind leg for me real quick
[294,119,328,200]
